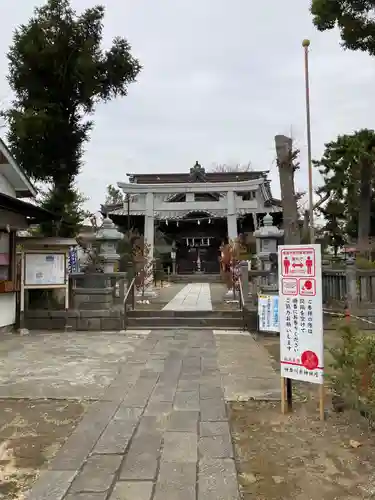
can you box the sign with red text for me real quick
[278,245,323,384]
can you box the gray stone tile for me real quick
[198,458,239,500]
[121,389,153,408]
[92,420,137,454]
[177,380,200,391]
[25,470,77,500]
[200,421,231,437]
[64,493,108,500]
[151,383,177,402]
[182,357,201,370]
[139,369,160,379]
[69,455,122,493]
[162,432,198,462]
[102,383,134,403]
[167,410,199,432]
[200,377,222,388]
[144,401,172,416]
[113,405,143,421]
[179,370,201,380]
[84,455,123,472]
[200,386,224,400]
[119,454,159,481]
[199,435,234,458]
[174,391,200,411]
[109,481,153,500]
[154,462,196,500]
[119,433,161,480]
[200,399,227,421]
[136,415,166,434]
[49,401,119,470]
[121,378,158,407]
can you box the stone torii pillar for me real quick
[226,190,238,240]
[141,191,156,297]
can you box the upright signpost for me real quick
[278,244,324,420]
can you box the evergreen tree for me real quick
[311,0,375,56]
[314,130,375,250]
[3,0,141,236]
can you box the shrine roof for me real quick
[126,170,268,184]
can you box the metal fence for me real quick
[246,268,375,306]
[322,269,375,305]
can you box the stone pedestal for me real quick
[72,288,114,310]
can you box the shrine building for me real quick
[105,162,283,274]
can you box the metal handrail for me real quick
[238,278,246,331]
[123,277,136,308]
[123,277,136,330]
[238,277,244,309]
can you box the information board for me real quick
[25,253,66,286]
[258,294,279,333]
[278,245,324,384]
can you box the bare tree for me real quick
[105,184,125,205]
[275,135,301,245]
[210,162,253,173]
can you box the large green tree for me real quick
[3,0,141,237]
[311,0,375,55]
[314,129,375,250]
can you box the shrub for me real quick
[356,256,375,269]
[329,321,375,424]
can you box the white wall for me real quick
[0,293,16,328]
[0,174,20,328]
[0,173,16,197]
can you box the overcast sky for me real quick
[1,0,375,212]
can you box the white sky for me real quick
[1,0,375,211]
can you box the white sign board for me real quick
[258,294,279,333]
[25,253,66,286]
[278,245,324,384]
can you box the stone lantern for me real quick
[96,216,122,273]
[254,213,284,293]
[254,213,284,272]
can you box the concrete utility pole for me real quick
[302,39,314,244]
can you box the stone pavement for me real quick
[162,283,212,311]
[23,329,279,500]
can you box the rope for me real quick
[323,309,375,327]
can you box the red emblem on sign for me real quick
[303,280,312,290]
[301,351,319,370]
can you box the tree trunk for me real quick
[275,135,301,245]
[357,161,372,254]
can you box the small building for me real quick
[0,138,56,331]
[105,162,283,274]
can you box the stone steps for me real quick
[128,310,241,318]
[127,309,243,328]
[170,274,222,283]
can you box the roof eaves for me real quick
[0,138,37,198]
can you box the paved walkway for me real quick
[162,283,213,311]
[24,329,279,500]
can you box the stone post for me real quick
[171,247,177,275]
[239,261,249,304]
[345,254,358,314]
[226,190,238,240]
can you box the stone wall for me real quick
[25,309,123,331]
